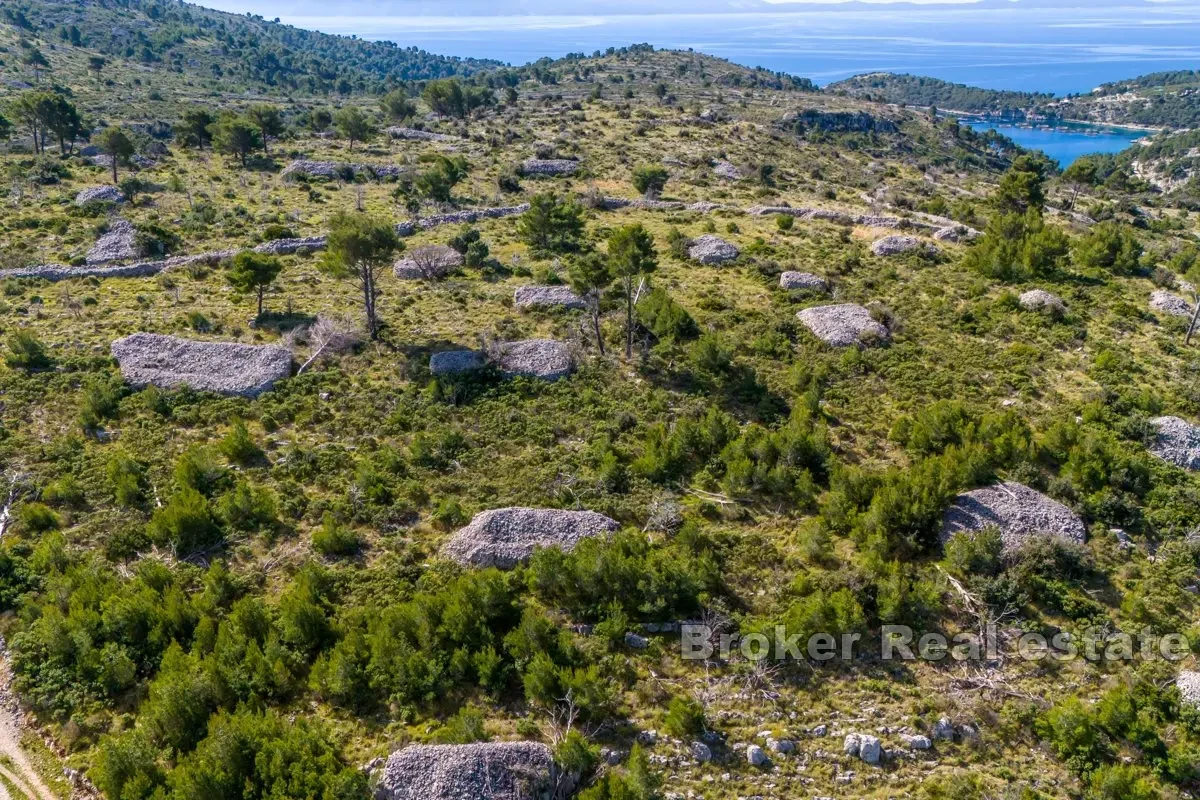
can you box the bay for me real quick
[962,120,1146,167]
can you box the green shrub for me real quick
[147,488,221,553]
[18,502,60,534]
[218,419,263,465]
[4,330,51,371]
[311,514,361,557]
[663,696,706,738]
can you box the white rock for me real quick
[443,507,619,569]
[797,303,890,348]
[902,734,931,750]
[1151,289,1193,319]
[1178,671,1200,708]
[1019,289,1065,313]
[687,235,740,265]
[746,744,768,766]
[870,235,939,258]
[1149,416,1200,470]
[933,718,955,740]
[691,741,712,763]
[779,271,828,291]
[941,481,1086,554]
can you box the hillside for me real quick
[831,70,1200,129]
[1,7,1200,800]
[0,0,498,107]
[828,73,1052,120]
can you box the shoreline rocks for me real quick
[111,333,292,397]
[375,741,554,800]
[443,507,619,568]
[941,481,1086,554]
[797,303,889,347]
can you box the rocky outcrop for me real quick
[495,339,573,380]
[1151,289,1193,319]
[444,507,619,568]
[844,733,882,765]
[386,126,458,142]
[688,235,740,265]
[375,741,555,800]
[941,481,1086,554]
[934,224,982,242]
[521,158,579,176]
[797,304,889,347]
[871,235,939,258]
[75,186,125,206]
[1019,289,1066,313]
[111,333,292,397]
[1178,671,1200,708]
[779,271,828,291]
[281,160,404,180]
[713,160,743,180]
[86,220,140,265]
[1148,416,1200,470]
[428,339,572,381]
[514,285,587,310]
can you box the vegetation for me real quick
[0,10,1197,800]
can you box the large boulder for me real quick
[514,285,587,310]
[688,235,740,265]
[75,186,125,206]
[1151,289,1193,319]
[941,481,1086,554]
[86,219,140,265]
[1178,671,1200,708]
[494,339,572,380]
[428,340,571,380]
[797,303,889,347]
[443,507,619,568]
[933,224,981,243]
[375,741,555,800]
[1148,416,1200,470]
[871,235,939,258]
[110,333,292,398]
[1018,289,1066,313]
[779,271,827,292]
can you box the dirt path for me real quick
[0,706,58,800]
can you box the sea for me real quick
[205,0,1200,165]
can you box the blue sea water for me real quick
[204,0,1200,164]
[963,121,1146,166]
